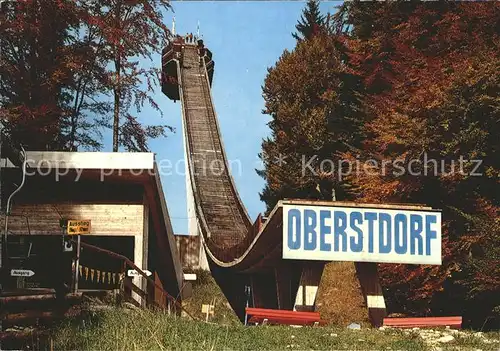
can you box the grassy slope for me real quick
[316,262,370,327]
[183,264,370,327]
[52,307,500,350]
[182,269,240,326]
[50,271,499,350]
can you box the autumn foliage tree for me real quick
[260,1,500,328]
[258,33,364,213]
[83,0,173,152]
[335,2,500,327]
[0,0,173,152]
[0,0,80,149]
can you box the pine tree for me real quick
[292,0,325,41]
[258,34,362,213]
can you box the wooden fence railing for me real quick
[72,240,196,320]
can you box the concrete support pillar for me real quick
[186,169,198,239]
[354,262,387,327]
[208,259,249,322]
[181,86,209,271]
[197,228,209,270]
[180,69,197,241]
[293,262,325,312]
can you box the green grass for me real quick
[182,269,240,326]
[183,264,371,328]
[51,307,420,350]
[45,270,500,350]
[50,307,500,350]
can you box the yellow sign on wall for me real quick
[67,220,91,235]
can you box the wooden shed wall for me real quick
[2,204,144,236]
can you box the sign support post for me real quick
[354,262,387,327]
[66,219,90,293]
[74,235,80,293]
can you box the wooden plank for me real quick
[0,289,55,297]
[0,293,81,304]
[247,307,325,326]
[274,265,293,310]
[383,316,462,329]
[3,311,59,322]
[124,278,147,299]
[0,329,49,341]
[246,307,320,319]
[280,199,435,211]
[153,272,166,308]
[355,262,387,328]
[1,204,144,236]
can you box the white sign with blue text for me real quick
[283,204,441,265]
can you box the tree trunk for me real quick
[112,51,121,152]
[113,87,120,152]
[112,48,121,152]
[112,1,122,152]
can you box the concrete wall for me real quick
[175,235,209,270]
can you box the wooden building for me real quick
[0,152,183,307]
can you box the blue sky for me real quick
[115,1,340,234]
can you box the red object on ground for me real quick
[245,307,326,326]
[383,316,462,329]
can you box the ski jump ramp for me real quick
[162,40,320,321]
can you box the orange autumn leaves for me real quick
[260,2,499,326]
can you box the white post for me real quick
[133,235,144,306]
[293,264,324,312]
[74,235,81,292]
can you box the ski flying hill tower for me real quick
[161,35,214,270]
[161,34,333,323]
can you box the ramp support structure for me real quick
[293,262,325,312]
[355,262,387,327]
